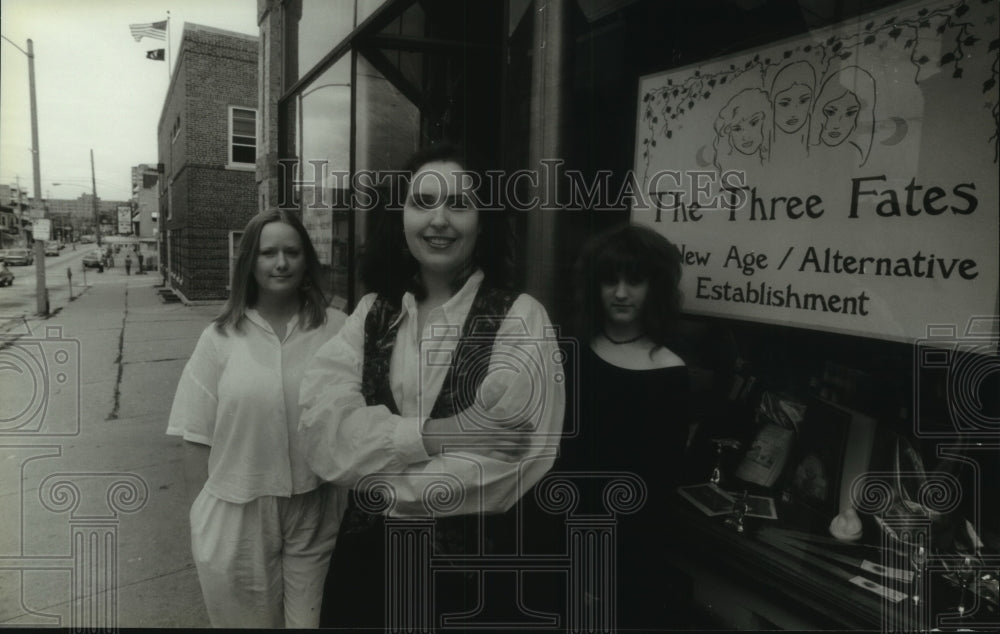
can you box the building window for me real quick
[172,115,181,143]
[229,107,258,167]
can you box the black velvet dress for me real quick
[555,344,692,629]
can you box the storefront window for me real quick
[283,57,352,305]
[355,54,420,173]
[372,1,426,105]
[283,0,357,88]
[279,0,503,308]
[299,60,352,176]
[357,0,388,26]
[353,53,421,300]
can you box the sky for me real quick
[0,0,258,204]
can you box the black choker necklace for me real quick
[602,330,644,345]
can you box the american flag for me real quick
[129,21,167,42]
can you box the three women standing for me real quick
[167,153,689,629]
[167,210,347,628]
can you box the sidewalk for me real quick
[1,269,220,628]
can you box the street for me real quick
[1,267,218,628]
[0,245,105,320]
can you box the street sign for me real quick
[34,218,51,241]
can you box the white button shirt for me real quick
[299,271,565,517]
[167,308,347,503]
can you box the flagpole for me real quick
[166,12,171,79]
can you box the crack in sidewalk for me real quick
[0,563,200,627]
[108,285,128,420]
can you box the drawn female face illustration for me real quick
[773,83,812,134]
[820,91,860,146]
[729,110,765,155]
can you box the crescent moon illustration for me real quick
[695,145,712,167]
[880,117,908,146]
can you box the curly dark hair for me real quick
[214,208,328,333]
[574,223,683,349]
[360,143,515,301]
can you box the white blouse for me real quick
[167,308,347,503]
[298,271,565,517]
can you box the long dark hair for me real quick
[214,209,328,333]
[574,223,683,350]
[360,143,515,302]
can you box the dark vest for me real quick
[341,282,518,554]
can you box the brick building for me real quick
[158,23,258,302]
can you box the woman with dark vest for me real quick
[298,144,565,629]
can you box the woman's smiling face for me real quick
[403,160,479,284]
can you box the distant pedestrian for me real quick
[124,252,132,275]
[166,209,348,628]
[137,251,145,274]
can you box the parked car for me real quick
[0,263,14,287]
[82,249,104,269]
[45,242,61,256]
[4,248,33,266]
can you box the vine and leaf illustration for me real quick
[639,0,1000,179]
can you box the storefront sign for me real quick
[632,0,998,344]
[33,218,51,242]
[117,205,132,235]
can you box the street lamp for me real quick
[1,34,47,315]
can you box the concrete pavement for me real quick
[1,266,220,628]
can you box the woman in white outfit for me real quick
[299,144,566,629]
[167,209,347,628]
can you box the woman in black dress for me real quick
[559,222,692,628]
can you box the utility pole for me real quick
[15,176,25,245]
[28,38,48,316]
[91,149,101,247]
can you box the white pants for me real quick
[189,485,344,628]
